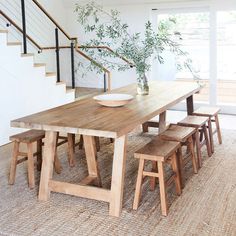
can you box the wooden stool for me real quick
[9,130,77,188]
[133,137,182,216]
[193,106,222,153]
[178,116,212,168]
[9,130,45,189]
[160,124,198,188]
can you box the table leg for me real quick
[109,135,127,217]
[186,95,194,115]
[38,131,57,201]
[83,135,101,187]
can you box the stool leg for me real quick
[188,136,198,173]
[67,133,75,167]
[37,139,43,171]
[150,161,158,191]
[208,119,214,154]
[171,153,182,196]
[142,122,149,133]
[215,114,222,144]
[9,141,20,185]
[203,124,212,157]
[79,135,83,150]
[158,161,168,216]
[54,133,62,174]
[177,146,184,189]
[195,130,202,168]
[54,153,62,174]
[199,129,204,142]
[133,158,145,210]
[27,143,35,189]
[95,137,100,152]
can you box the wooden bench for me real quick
[160,124,198,188]
[133,137,181,216]
[178,116,212,168]
[193,106,222,153]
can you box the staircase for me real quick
[0,28,75,145]
[0,0,133,145]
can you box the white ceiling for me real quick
[62,0,196,7]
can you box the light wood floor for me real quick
[73,87,104,100]
[178,79,236,104]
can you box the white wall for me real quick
[64,4,150,89]
[63,0,236,89]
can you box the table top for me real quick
[11,81,200,138]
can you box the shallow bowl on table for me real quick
[93,94,134,107]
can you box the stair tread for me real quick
[21,53,34,57]
[66,88,75,93]
[7,42,22,46]
[0,29,8,33]
[34,63,46,67]
[46,72,56,77]
[56,81,66,85]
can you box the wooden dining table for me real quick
[11,81,201,217]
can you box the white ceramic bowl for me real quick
[93,93,134,107]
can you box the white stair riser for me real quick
[0,33,7,45]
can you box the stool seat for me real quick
[193,107,220,117]
[160,125,196,143]
[178,115,209,128]
[135,137,180,162]
[10,130,45,143]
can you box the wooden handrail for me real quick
[76,48,110,74]
[41,46,110,74]
[32,0,74,41]
[42,46,71,50]
[0,10,42,50]
[32,0,129,71]
[78,45,134,67]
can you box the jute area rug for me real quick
[0,128,235,236]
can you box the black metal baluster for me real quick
[104,72,107,92]
[70,42,75,89]
[21,0,27,54]
[55,28,60,83]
